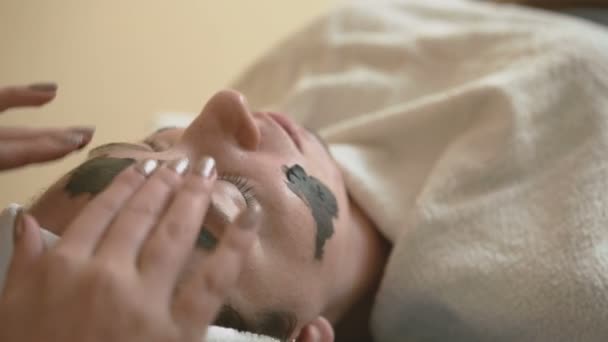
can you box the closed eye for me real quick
[219,174,258,207]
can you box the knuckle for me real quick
[113,168,144,189]
[141,242,167,268]
[185,174,214,192]
[124,200,158,219]
[46,249,77,274]
[86,262,123,291]
[154,167,182,189]
[163,218,189,242]
[202,270,229,298]
[95,195,122,215]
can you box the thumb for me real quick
[3,212,44,291]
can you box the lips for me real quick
[266,112,302,152]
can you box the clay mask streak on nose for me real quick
[283,164,338,260]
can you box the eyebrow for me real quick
[214,304,248,332]
[257,310,298,340]
[153,126,177,134]
[213,305,298,340]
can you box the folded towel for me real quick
[231,0,608,340]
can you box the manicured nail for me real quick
[70,126,96,137]
[13,209,25,243]
[27,82,58,92]
[135,159,159,177]
[235,202,260,231]
[61,132,85,147]
[167,158,190,175]
[60,126,95,148]
[195,157,216,179]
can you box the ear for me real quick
[296,316,334,342]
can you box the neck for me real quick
[325,197,390,339]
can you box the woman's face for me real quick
[31,90,351,340]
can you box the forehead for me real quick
[145,126,184,142]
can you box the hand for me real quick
[0,83,94,171]
[0,157,260,342]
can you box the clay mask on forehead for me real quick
[65,157,135,197]
[283,164,338,260]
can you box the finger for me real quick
[0,83,57,112]
[3,213,44,292]
[172,203,260,329]
[95,158,188,262]
[57,159,157,257]
[139,158,216,289]
[0,126,92,140]
[0,128,95,171]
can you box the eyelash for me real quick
[142,139,257,205]
[218,174,258,207]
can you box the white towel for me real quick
[231,0,608,340]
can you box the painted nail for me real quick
[167,158,190,175]
[59,126,95,148]
[61,132,86,147]
[235,202,261,231]
[27,82,58,92]
[135,159,159,177]
[13,209,25,243]
[69,126,96,137]
[195,157,216,179]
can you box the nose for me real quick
[184,90,261,151]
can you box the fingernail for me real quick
[13,209,25,243]
[74,127,96,149]
[60,133,82,146]
[27,82,58,92]
[70,126,96,137]
[58,126,95,148]
[235,202,261,231]
[195,157,216,179]
[135,159,159,177]
[167,158,190,175]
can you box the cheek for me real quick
[259,196,318,262]
[236,244,326,322]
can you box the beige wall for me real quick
[0,1,333,207]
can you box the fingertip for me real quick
[57,127,96,150]
[27,82,58,93]
[14,212,44,261]
[235,201,261,232]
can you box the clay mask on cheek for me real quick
[283,164,338,260]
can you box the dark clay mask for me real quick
[65,157,135,197]
[283,164,338,260]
